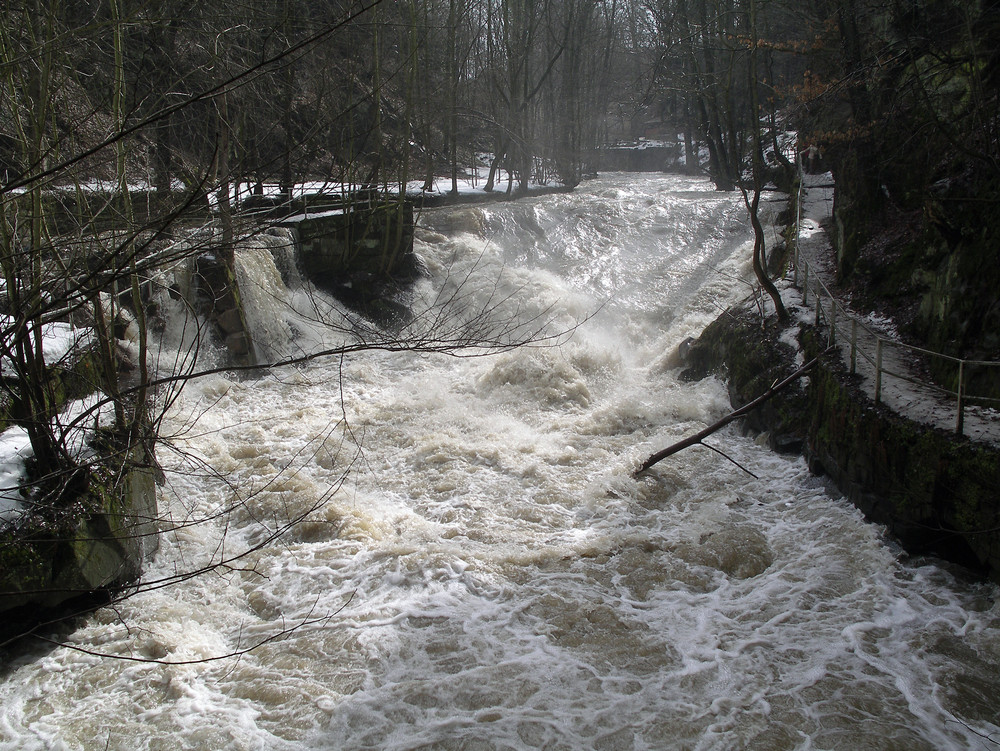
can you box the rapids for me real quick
[1,174,998,750]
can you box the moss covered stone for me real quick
[681,305,810,454]
[0,446,158,634]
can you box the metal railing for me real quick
[790,172,1000,437]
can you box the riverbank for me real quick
[677,190,1000,580]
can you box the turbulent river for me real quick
[2,173,999,750]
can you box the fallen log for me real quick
[634,346,835,476]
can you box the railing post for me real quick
[815,290,821,326]
[956,360,965,435]
[794,177,802,287]
[850,319,858,375]
[829,301,837,345]
[802,264,809,306]
[875,338,883,404]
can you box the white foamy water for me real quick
[1,174,998,750]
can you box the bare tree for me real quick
[0,0,588,648]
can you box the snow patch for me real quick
[779,324,806,367]
[862,312,900,338]
[0,393,115,526]
[0,427,32,523]
[0,318,86,374]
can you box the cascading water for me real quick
[1,174,997,750]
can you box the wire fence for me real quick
[790,172,1000,437]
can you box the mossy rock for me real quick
[0,447,158,632]
[681,302,809,452]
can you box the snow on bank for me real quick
[0,393,115,526]
[0,427,32,523]
[0,318,86,375]
[0,315,115,525]
[1,319,85,521]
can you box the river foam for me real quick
[1,174,997,751]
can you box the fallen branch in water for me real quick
[634,346,835,477]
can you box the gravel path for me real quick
[784,172,1000,446]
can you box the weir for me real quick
[3,175,997,750]
[192,200,419,365]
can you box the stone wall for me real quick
[681,305,1000,580]
[279,201,420,324]
[283,201,419,285]
[798,325,1000,578]
[194,253,256,367]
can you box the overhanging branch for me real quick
[634,345,835,476]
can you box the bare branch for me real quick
[635,345,834,476]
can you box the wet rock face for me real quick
[680,306,810,449]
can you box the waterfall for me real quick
[1,174,996,751]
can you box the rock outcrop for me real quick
[0,445,159,638]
